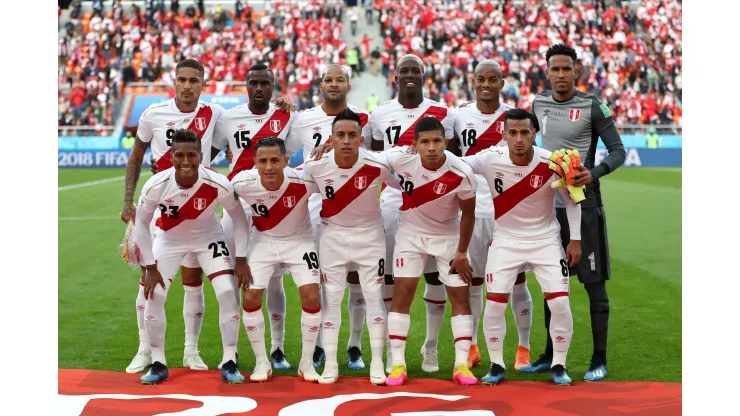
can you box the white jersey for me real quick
[286,104,372,163]
[462,146,581,244]
[384,147,476,238]
[212,103,298,180]
[302,148,399,230]
[231,167,319,239]
[137,98,225,170]
[369,98,456,211]
[454,101,513,218]
[137,166,242,258]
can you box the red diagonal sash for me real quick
[158,104,214,171]
[493,162,554,220]
[320,164,382,218]
[228,110,292,180]
[400,170,464,211]
[156,183,218,231]
[252,182,308,232]
[395,106,449,147]
[464,112,506,156]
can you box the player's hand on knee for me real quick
[150,157,159,175]
[144,266,165,300]
[120,202,136,224]
[235,257,252,289]
[225,146,233,163]
[566,240,582,267]
[450,253,473,283]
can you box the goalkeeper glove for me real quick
[549,149,586,204]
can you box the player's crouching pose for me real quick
[383,117,479,386]
[133,129,249,385]
[461,109,582,386]
[231,137,322,383]
[302,109,399,385]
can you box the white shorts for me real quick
[393,232,466,287]
[221,204,286,278]
[247,232,320,290]
[140,209,198,268]
[470,217,494,278]
[485,239,569,294]
[153,232,234,280]
[383,210,436,276]
[320,223,386,292]
[309,194,322,240]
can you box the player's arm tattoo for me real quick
[124,138,149,203]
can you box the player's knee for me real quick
[346,271,360,285]
[384,274,394,285]
[514,272,526,285]
[424,272,443,286]
[242,289,263,310]
[181,267,204,285]
[546,295,570,315]
[301,292,321,310]
[584,281,609,303]
[322,289,344,308]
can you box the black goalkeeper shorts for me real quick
[556,206,611,284]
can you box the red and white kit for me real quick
[454,102,512,277]
[133,166,248,280]
[368,98,456,270]
[384,147,477,287]
[286,104,371,236]
[231,167,320,289]
[462,146,582,294]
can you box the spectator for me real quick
[646,127,660,148]
[347,46,360,78]
[349,7,359,36]
[370,47,381,76]
[121,130,136,149]
[367,92,379,113]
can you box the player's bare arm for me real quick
[451,196,476,283]
[121,138,150,223]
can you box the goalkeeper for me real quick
[524,43,626,382]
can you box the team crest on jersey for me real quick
[193,198,207,210]
[270,120,281,133]
[396,258,404,268]
[530,175,545,188]
[569,109,581,122]
[354,176,368,190]
[433,181,448,195]
[496,121,505,134]
[283,196,296,208]
[194,117,207,131]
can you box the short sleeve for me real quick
[137,109,154,143]
[456,164,477,200]
[211,112,229,151]
[460,151,486,175]
[442,107,456,140]
[369,110,385,142]
[284,114,302,157]
[361,113,373,149]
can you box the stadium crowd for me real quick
[58,0,347,133]
[372,0,681,127]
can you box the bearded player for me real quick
[121,59,225,373]
[133,129,249,384]
[212,63,298,370]
[454,59,533,370]
[302,109,400,385]
[286,63,373,370]
[231,138,322,384]
[369,54,456,373]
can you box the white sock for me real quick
[423,283,446,348]
[242,306,268,363]
[301,305,322,364]
[212,274,239,364]
[483,296,508,367]
[547,295,573,368]
[347,283,366,349]
[383,282,393,359]
[451,314,473,367]
[136,282,149,352]
[321,288,344,366]
[469,282,484,345]
[144,278,172,365]
[315,288,324,350]
[266,274,286,353]
[511,281,533,349]
[363,288,387,364]
[388,312,410,367]
[183,283,204,356]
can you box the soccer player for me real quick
[462,108,582,386]
[369,54,456,373]
[526,44,626,381]
[454,59,533,370]
[121,59,225,373]
[383,117,478,387]
[231,138,322,384]
[212,63,298,370]
[133,129,249,385]
[302,109,399,385]
[286,63,373,369]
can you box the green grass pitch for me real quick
[58,167,681,382]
